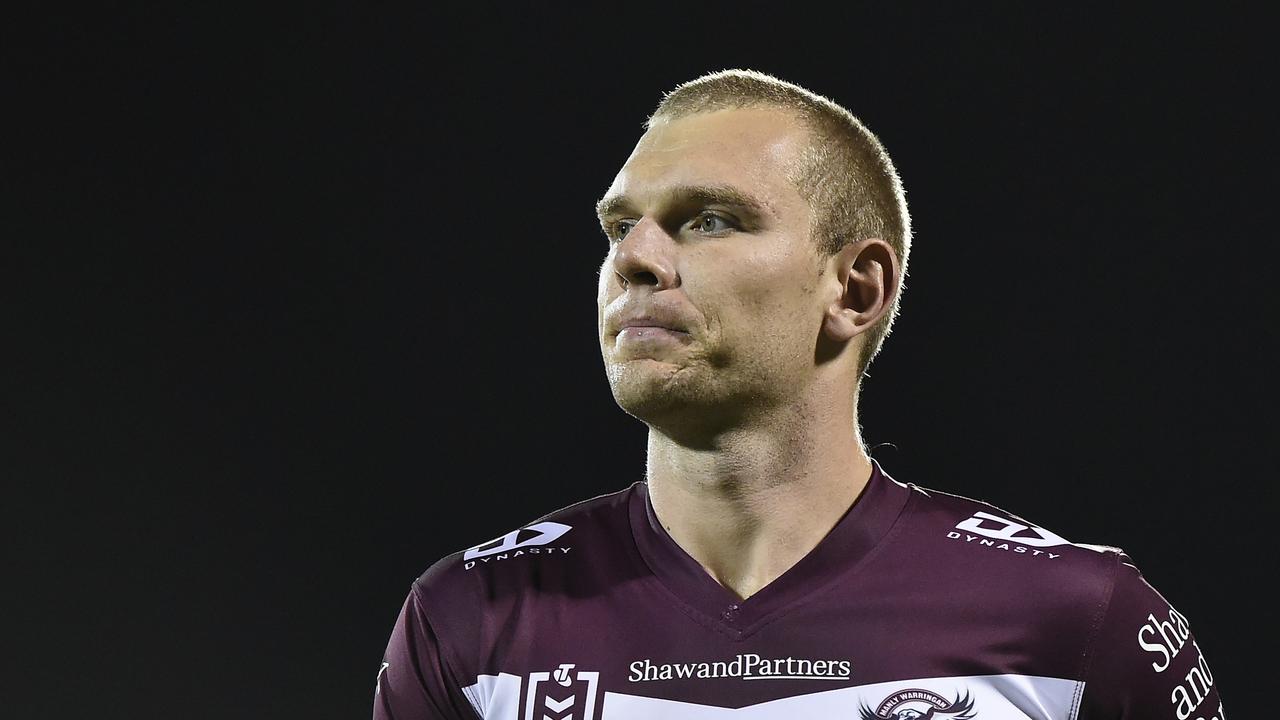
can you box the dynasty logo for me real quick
[946,511,1067,559]
[463,521,573,570]
[861,689,977,720]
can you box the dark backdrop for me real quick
[9,4,1273,718]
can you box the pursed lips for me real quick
[616,319,688,335]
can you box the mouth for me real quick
[615,325,690,343]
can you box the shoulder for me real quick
[411,481,641,609]
[1079,548,1225,718]
[396,483,641,680]
[903,479,1123,557]
[891,478,1128,637]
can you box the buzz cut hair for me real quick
[647,69,912,385]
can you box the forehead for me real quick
[602,107,810,215]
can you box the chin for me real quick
[607,362,693,417]
[609,378,745,447]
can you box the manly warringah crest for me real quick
[523,663,600,720]
[860,689,977,720]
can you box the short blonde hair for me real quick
[648,69,912,383]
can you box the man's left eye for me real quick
[693,214,732,233]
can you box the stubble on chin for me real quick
[605,358,703,420]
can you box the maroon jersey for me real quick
[374,458,1223,719]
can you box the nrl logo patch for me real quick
[861,688,977,720]
[523,663,600,720]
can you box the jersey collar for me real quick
[628,456,911,640]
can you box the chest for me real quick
[463,582,1085,719]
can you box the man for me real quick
[374,70,1223,720]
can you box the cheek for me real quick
[685,247,813,368]
[722,244,816,323]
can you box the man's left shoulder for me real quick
[893,480,1126,607]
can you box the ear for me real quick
[821,238,901,343]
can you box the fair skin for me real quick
[595,106,901,601]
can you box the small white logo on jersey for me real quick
[954,511,1068,547]
[946,511,1069,559]
[553,663,576,686]
[524,662,600,720]
[463,521,574,570]
[464,521,573,560]
[375,661,389,695]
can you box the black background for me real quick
[9,4,1273,718]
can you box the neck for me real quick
[643,390,872,601]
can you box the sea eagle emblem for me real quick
[860,689,977,720]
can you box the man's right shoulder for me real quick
[410,481,644,611]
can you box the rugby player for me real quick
[374,69,1223,720]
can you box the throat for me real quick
[642,418,876,607]
[656,477,860,603]
[703,566,780,603]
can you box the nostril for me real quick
[629,271,659,286]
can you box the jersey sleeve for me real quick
[1079,552,1224,720]
[373,583,480,720]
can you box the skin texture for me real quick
[596,107,901,601]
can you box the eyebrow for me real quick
[595,185,772,222]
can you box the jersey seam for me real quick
[528,482,639,526]
[1071,549,1122,720]
[412,580,485,720]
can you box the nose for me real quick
[608,218,679,291]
